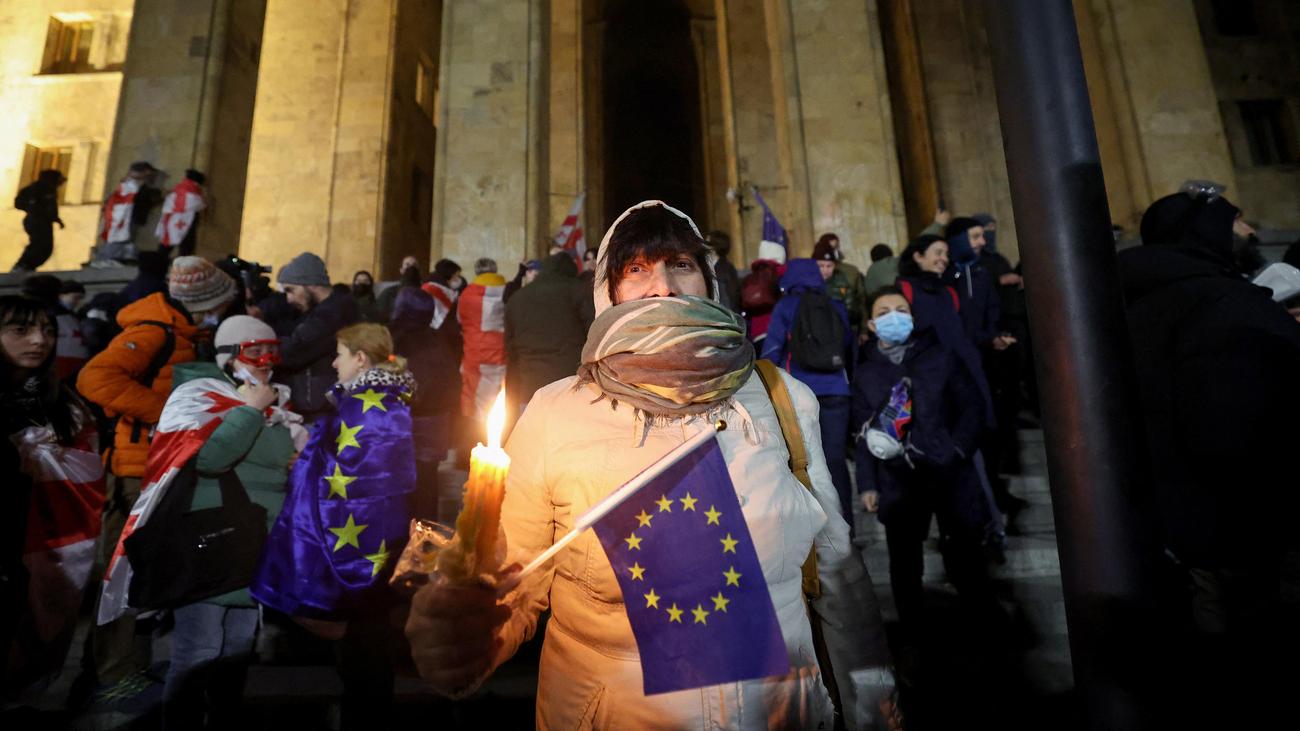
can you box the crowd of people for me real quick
[3,171,1299,728]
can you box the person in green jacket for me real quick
[813,233,867,333]
[160,315,303,731]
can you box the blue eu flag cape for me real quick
[251,381,416,619]
[591,435,790,695]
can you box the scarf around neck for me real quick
[576,295,754,417]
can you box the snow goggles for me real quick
[218,338,282,368]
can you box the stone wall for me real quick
[239,0,397,279]
[0,0,133,270]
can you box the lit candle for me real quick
[438,390,510,581]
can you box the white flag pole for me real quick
[509,420,727,584]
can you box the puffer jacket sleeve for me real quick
[76,324,171,421]
[488,391,557,679]
[782,370,894,729]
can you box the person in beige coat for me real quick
[407,200,894,729]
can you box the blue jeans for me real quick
[162,603,259,730]
[817,395,854,530]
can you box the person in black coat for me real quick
[503,252,594,411]
[274,252,361,423]
[12,170,66,272]
[852,286,996,635]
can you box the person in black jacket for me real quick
[12,170,66,272]
[853,286,996,636]
[503,252,594,412]
[275,252,360,423]
[1120,188,1300,725]
[707,230,743,313]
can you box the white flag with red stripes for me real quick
[552,192,586,263]
[97,378,246,625]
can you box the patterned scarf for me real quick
[576,296,754,416]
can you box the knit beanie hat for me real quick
[945,217,981,242]
[169,256,237,314]
[277,252,331,287]
[811,239,837,261]
[214,315,276,369]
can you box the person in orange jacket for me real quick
[74,256,237,697]
[456,257,507,449]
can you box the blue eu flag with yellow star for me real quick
[591,435,790,695]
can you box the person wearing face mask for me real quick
[851,287,996,655]
[405,201,897,730]
[154,316,301,730]
[275,252,361,424]
[1,296,105,695]
[349,270,379,322]
[75,257,236,698]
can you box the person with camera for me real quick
[275,252,360,424]
[156,315,300,730]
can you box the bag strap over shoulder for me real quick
[753,359,820,599]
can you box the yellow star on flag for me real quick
[644,588,660,609]
[704,505,722,525]
[635,510,653,528]
[364,540,389,576]
[352,388,388,413]
[325,464,357,499]
[720,533,738,554]
[691,604,710,625]
[666,603,684,623]
[679,492,698,511]
[724,566,742,587]
[335,421,363,454]
[329,513,368,552]
[629,563,646,581]
[625,532,642,551]
[711,592,730,612]
[655,495,673,513]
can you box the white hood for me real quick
[591,200,720,316]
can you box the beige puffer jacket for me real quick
[482,201,892,729]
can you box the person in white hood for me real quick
[406,201,896,730]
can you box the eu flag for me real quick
[753,187,789,260]
[590,435,790,695]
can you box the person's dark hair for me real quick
[137,250,169,279]
[706,230,732,259]
[38,169,65,185]
[353,270,373,284]
[184,168,206,184]
[21,274,62,307]
[60,280,86,295]
[866,285,905,313]
[816,233,839,249]
[945,217,980,242]
[0,296,78,441]
[605,206,715,303]
[332,282,350,296]
[400,264,423,287]
[897,234,946,278]
[432,258,461,283]
[869,244,893,262]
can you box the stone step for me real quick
[862,533,1063,585]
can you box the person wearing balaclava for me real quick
[1118,184,1300,729]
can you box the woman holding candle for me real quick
[251,322,416,729]
[406,201,896,729]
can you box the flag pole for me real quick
[512,420,727,582]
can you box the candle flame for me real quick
[486,389,507,450]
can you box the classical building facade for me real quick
[2,0,1297,276]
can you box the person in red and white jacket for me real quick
[456,257,507,446]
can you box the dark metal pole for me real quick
[983,3,1159,729]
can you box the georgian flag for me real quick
[421,281,459,330]
[155,177,207,247]
[13,418,105,645]
[97,378,246,625]
[100,177,141,244]
[553,192,586,265]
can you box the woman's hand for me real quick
[406,578,513,697]
[860,490,880,513]
[241,382,277,410]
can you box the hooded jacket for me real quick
[77,293,198,478]
[276,290,360,419]
[1119,241,1300,567]
[504,252,595,406]
[477,202,891,730]
[760,259,854,398]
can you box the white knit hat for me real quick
[214,315,277,369]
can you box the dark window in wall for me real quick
[40,17,94,73]
[1210,0,1259,36]
[1238,99,1300,165]
[411,165,432,233]
[20,144,72,203]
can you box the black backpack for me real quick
[788,291,846,372]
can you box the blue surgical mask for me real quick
[873,311,914,344]
[200,313,221,329]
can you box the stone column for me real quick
[779,0,909,267]
[1075,0,1236,227]
[238,0,397,277]
[430,0,545,269]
